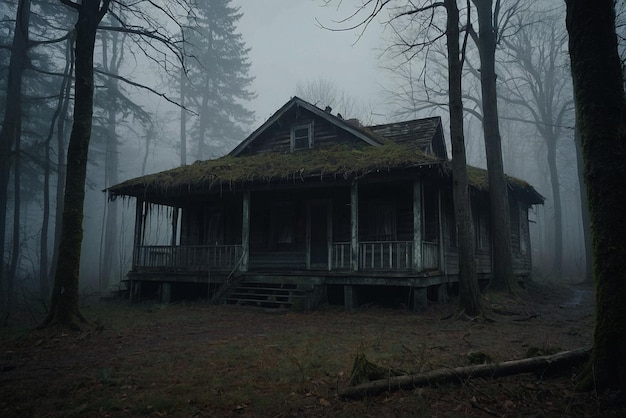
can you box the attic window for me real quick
[291,122,314,151]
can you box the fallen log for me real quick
[339,347,591,399]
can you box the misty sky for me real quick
[235,0,390,125]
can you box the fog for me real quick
[0,0,591,310]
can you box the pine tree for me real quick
[182,0,255,161]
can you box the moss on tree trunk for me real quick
[566,0,626,391]
[42,0,109,329]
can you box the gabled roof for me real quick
[107,96,542,206]
[229,96,384,156]
[368,117,447,158]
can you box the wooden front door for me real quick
[308,200,330,268]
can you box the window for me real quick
[444,195,457,249]
[291,122,313,151]
[271,202,296,248]
[368,199,396,241]
[519,206,528,254]
[509,198,523,253]
[423,185,439,243]
[472,196,489,251]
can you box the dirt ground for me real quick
[0,281,623,417]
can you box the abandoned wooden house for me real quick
[107,96,543,310]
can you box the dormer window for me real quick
[291,122,314,151]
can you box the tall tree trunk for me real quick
[101,96,119,290]
[546,139,563,275]
[198,80,210,160]
[141,125,153,176]
[100,27,121,291]
[574,123,592,285]
[41,36,73,298]
[445,0,481,316]
[41,125,51,298]
[8,117,21,317]
[0,0,30,323]
[197,26,213,161]
[43,0,110,329]
[49,37,73,285]
[180,66,187,166]
[566,0,626,390]
[472,0,515,292]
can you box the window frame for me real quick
[290,121,314,151]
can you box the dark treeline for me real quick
[0,0,255,324]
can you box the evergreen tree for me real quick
[182,0,255,160]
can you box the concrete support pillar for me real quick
[160,282,171,304]
[344,285,357,311]
[413,287,428,311]
[437,283,448,304]
[130,280,141,303]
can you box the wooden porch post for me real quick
[171,207,179,246]
[437,189,445,272]
[132,197,144,269]
[350,182,359,271]
[344,284,356,311]
[327,200,333,271]
[413,179,423,272]
[413,286,428,311]
[241,190,250,272]
[160,282,171,304]
[306,203,311,269]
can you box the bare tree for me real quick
[468,0,523,292]
[0,0,31,323]
[42,0,111,328]
[323,0,481,312]
[40,36,74,299]
[500,10,574,277]
[445,0,481,315]
[295,77,372,123]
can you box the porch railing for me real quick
[135,245,243,270]
[331,241,439,271]
[359,241,413,270]
[135,242,437,273]
[331,242,351,270]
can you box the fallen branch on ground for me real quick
[339,347,591,399]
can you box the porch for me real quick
[133,240,441,273]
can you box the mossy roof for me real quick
[107,142,543,205]
[109,143,438,198]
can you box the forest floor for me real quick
[1,280,624,417]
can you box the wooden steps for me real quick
[225,281,314,310]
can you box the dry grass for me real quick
[1,282,621,417]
